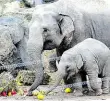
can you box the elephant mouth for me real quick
[43,40,56,50]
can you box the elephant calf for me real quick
[46,38,110,96]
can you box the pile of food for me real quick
[0,71,28,96]
[0,72,18,96]
[16,70,50,85]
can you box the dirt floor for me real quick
[0,85,110,101]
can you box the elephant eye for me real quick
[43,28,48,32]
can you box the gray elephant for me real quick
[46,38,110,96]
[26,0,110,95]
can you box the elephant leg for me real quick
[102,57,110,94]
[63,73,82,92]
[89,76,102,96]
[48,53,58,72]
[102,77,110,94]
[86,62,102,96]
[80,70,89,95]
[64,71,89,94]
[87,72,102,95]
[63,75,75,92]
[73,73,82,89]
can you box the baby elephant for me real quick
[46,38,110,96]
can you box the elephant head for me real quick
[45,54,83,94]
[26,9,75,95]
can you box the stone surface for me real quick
[0,16,25,70]
[0,11,31,72]
[0,25,17,66]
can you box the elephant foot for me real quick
[82,90,98,96]
[96,89,102,96]
[70,88,76,93]
[102,88,109,94]
[82,89,89,95]
[82,87,89,95]
[82,88,102,96]
[68,86,76,93]
[83,90,96,96]
[26,91,33,96]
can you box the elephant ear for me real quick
[76,55,83,69]
[57,14,75,36]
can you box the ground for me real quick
[0,85,110,101]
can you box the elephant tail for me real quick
[22,0,33,8]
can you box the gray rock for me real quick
[0,17,23,63]
[0,16,28,73]
[0,25,16,64]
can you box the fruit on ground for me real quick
[0,87,3,92]
[64,88,72,93]
[32,91,39,96]
[18,89,24,95]
[33,91,45,96]
[11,91,17,95]
[8,92,12,96]
[23,89,27,94]
[37,93,45,100]
[2,92,7,96]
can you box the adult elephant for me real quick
[26,0,110,95]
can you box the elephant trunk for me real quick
[26,28,44,95]
[26,42,43,95]
[46,72,65,94]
